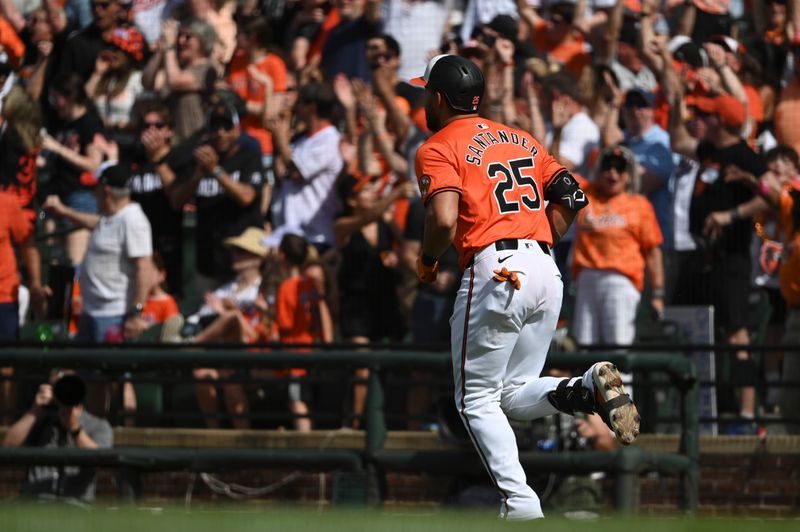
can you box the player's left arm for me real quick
[542,162,588,245]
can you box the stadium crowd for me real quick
[0,0,798,433]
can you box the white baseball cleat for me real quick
[592,362,640,445]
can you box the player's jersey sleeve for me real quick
[415,141,461,206]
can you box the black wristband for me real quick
[70,426,82,439]
[421,253,438,267]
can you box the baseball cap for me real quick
[689,94,746,129]
[104,25,145,63]
[97,163,132,189]
[709,34,744,57]
[410,54,485,113]
[624,87,656,108]
[487,14,518,42]
[599,145,637,176]
[669,35,708,68]
[207,102,240,131]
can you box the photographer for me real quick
[2,372,113,503]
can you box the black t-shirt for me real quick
[129,148,187,252]
[54,24,115,82]
[337,217,405,340]
[690,140,767,258]
[193,146,264,278]
[49,110,105,198]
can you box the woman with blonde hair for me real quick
[0,85,46,306]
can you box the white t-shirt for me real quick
[546,111,600,177]
[385,0,451,82]
[189,276,262,323]
[672,155,699,252]
[272,125,343,247]
[93,72,143,128]
[80,202,153,317]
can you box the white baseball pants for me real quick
[573,268,641,346]
[451,240,596,520]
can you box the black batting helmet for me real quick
[410,54,485,113]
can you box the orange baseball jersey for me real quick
[572,183,663,291]
[415,117,566,270]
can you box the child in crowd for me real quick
[273,233,333,432]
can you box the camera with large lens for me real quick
[53,374,87,407]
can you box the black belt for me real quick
[467,239,550,267]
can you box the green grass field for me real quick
[2,505,799,532]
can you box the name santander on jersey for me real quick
[415,117,567,269]
[463,124,540,167]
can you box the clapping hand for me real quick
[193,145,219,173]
[333,74,356,111]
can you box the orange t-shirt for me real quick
[227,50,288,155]
[415,117,566,270]
[0,192,32,303]
[572,184,663,291]
[531,20,590,79]
[775,79,800,157]
[0,17,24,68]
[142,295,179,325]
[276,274,325,377]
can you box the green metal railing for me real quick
[0,347,698,512]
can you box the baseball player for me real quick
[411,55,641,520]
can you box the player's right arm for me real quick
[422,190,459,261]
[415,141,462,283]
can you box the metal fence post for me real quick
[364,367,387,506]
[679,359,700,513]
[614,445,644,514]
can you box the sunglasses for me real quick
[601,158,628,172]
[143,121,166,130]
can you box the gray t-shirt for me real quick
[79,202,153,317]
[23,410,113,503]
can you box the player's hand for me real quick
[417,256,439,284]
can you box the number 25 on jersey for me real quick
[488,157,541,214]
